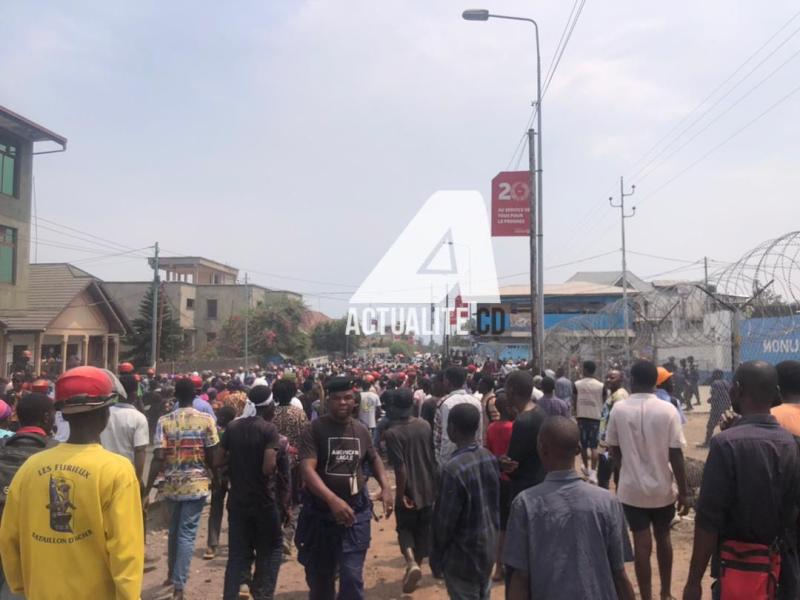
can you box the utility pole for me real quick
[528,128,539,370]
[704,256,709,288]
[150,242,159,370]
[243,273,249,373]
[609,177,636,367]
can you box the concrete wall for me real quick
[0,135,32,315]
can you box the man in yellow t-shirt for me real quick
[0,366,144,600]
[772,360,800,435]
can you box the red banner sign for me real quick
[491,171,532,236]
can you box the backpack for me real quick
[0,433,57,511]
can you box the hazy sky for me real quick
[4,1,800,316]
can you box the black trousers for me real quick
[223,503,283,600]
[395,504,432,563]
[207,478,228,549]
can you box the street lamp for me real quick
[462,9,544,373]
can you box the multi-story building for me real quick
[0,106,129,376]
[104,256,302,355]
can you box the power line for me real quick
[507,0,587,170]
[637,78,800,206]
[627,7,800,175]
[632,23,800,184]
[36,216,142,253]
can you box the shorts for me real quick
[622,503,676,532]
[577,418,600,450]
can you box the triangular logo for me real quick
[418,230,456,275]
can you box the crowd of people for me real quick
[0,352,798,599]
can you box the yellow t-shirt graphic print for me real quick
[0,443,144,600]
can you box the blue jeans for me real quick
[167,497,206,590]
[444,569,491,600]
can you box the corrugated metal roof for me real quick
[567,270,653,293]
[500,282,627,297]
[0,264,127,332]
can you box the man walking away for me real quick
[607,360,689,600]
[554,367,573,410]
[697,370,731,448]
[146,377,219,600]
[204,405,236,560]
[434,367,483,467]
[575,361,605,484]
[383,388,437,594]
[0,367,144,600]
[684,361,800,600]
[432,403,499,600]
[771,359,800,435]
[504,416,635,600]
[100,373,149,492]
[505,371,547,500]
[357,379,381,443]
[536,376,570,417]
[296,376,394,600]
[217,385,283,600]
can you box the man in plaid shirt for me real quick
[432,403,500,599]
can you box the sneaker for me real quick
[581,466,590,478]
[238,583,251,599]
[403,564,422,593]
[588,469,598,485]
[203,547,216,560]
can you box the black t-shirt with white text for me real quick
[298,415,375,501]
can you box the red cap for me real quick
[31,379,50,393]
[146,368,155,377]
[57,366,113,400]
[467,364,477,372]
[118,361,135,374]
[190,374,203,389]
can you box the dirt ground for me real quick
[142,390,716,599]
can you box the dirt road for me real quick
[143,396,715,599]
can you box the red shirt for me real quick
[485,420,514,480]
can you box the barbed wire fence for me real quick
[543,231,800,374]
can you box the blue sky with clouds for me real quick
[4,1,800,315]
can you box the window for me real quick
[207,298,217,319]
[186,298,195,310]
[0,225,16,283]
[206,332,217,343]
[0,142,17,197]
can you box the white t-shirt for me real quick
[100,403,150,463]
[358,391,381,429]
[435,390,483,466]
[605,393,683,509]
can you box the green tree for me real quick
[389,340,414,357]
[311,317,361,354]
[124,286,185,366]
[218,296,311,361]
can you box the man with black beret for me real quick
[296,376,394,600]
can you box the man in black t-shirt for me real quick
[383,388,437,593]
[215,385,281,600]
[296,376,394,600]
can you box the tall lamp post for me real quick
[463,9,544,373]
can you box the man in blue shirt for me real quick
[432,403,499,600]
[504,416,635,600]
